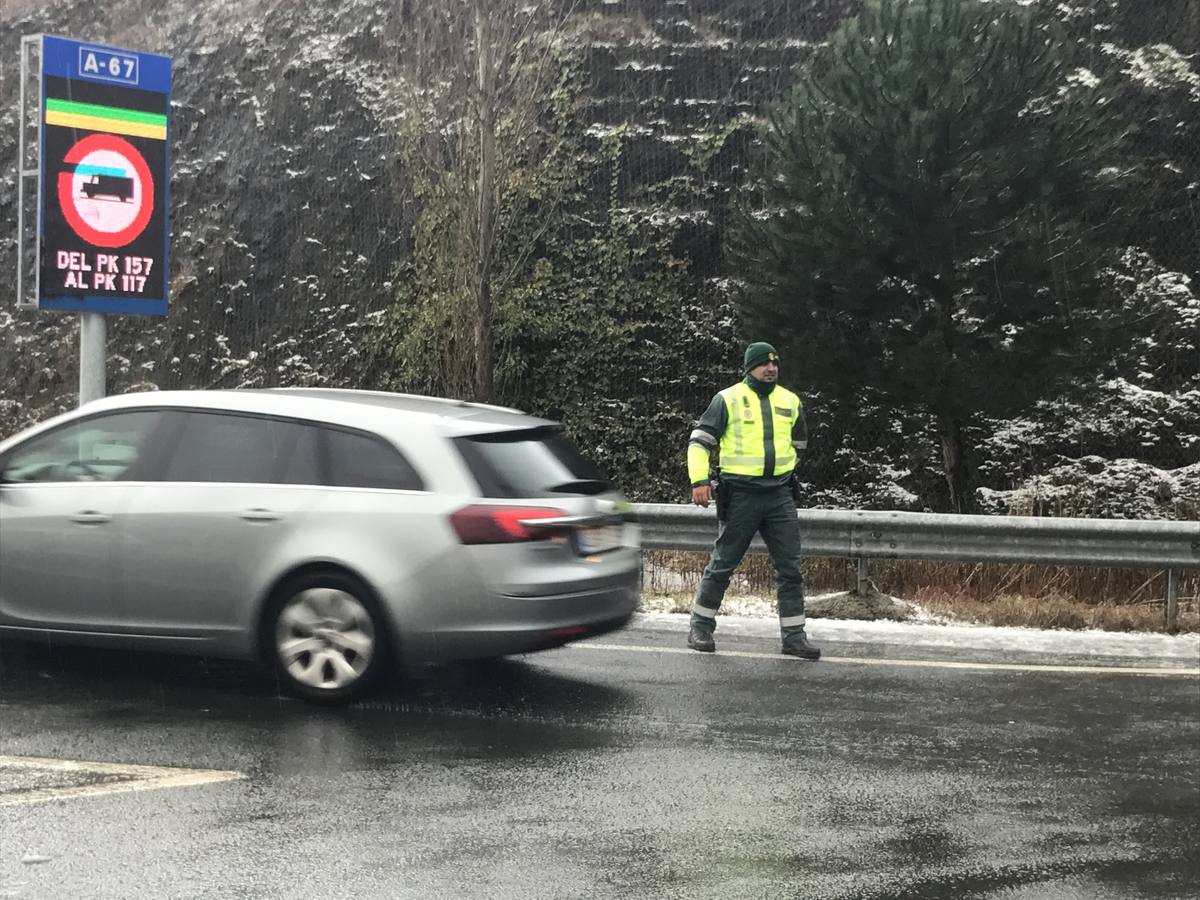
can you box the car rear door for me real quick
[115,410,323,643]
[0,409,165,630]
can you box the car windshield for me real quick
[454,427,613,498]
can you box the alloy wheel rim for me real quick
[275,587,376,690]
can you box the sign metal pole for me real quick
[79,312,107,404]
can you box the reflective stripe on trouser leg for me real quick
[690,489,760,634]
[758,484,807,635]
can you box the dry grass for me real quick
[642,550,1200,634]
[909,589,1198,632]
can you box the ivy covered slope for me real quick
[0,0,1196,517]
[1,0,417,432]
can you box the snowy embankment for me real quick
[632,610,1200,665]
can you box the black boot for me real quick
[781,634,820,660]
[687,626,716,653]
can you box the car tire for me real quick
[264,571,390,704]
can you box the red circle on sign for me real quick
[57,133,154,249]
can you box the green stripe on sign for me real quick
[45,98,166,127]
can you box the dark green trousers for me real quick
[689,484,808,639]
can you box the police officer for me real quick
[685,341,820,659]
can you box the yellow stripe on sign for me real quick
[45,110,167,140]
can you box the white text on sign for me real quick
[77,47,140,86]
[57,251,154,293]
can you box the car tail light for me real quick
[449,505,567,544]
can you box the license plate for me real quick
[575,524,623,555]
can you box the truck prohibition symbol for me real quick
[79,173,135,202]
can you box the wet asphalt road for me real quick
[0,617,1197,900]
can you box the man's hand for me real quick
[692,484,711,507]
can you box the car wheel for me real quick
[266,572,388,704]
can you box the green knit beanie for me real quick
[743,341,779,374]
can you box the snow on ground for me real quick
[632,610,1200,665]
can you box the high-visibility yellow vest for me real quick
[689,382,802,482]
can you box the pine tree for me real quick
[733,0,1122,513]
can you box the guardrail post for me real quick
[856,557,869,596]
[1165,569,1179,634]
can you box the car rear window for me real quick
[454,427,613,498]
[324,427,424,491]
[157,413,423,490]
[162,412,303,484]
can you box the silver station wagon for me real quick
[0,389,641,702]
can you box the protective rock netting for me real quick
[0,0,1195,516]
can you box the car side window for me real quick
[162,412,304,484]
[0,410,161,483]
[278,423,322,486]
[323,427,424,491]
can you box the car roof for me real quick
[52,388,556,436]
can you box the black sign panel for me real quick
[38,37,171,316]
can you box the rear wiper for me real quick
[547,479,612,495]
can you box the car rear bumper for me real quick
[455,608,636,659]
[408,578,639,662]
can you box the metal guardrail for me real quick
[632,504,1200,630]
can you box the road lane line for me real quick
[0,754,244,807]
[572,642,1200,677]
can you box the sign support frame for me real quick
[16,35,42,311]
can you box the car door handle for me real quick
[72,510,112,525]
[240,508,281,522]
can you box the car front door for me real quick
[0,409,164,630]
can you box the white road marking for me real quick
[0,755,244,807]
[573,642,1200,677]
